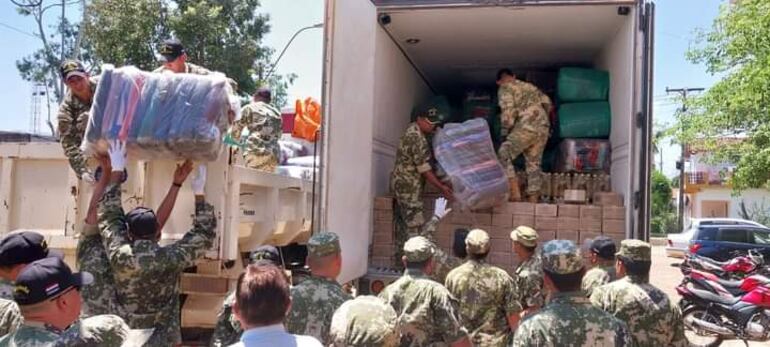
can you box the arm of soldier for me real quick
[165,198,217,270]
[209,294,238,347]
[57,107,90,179]
[229,106,251,142]
[433,291,470,346]
[504,274,523,331]
[156,160,193,231]
[498,87,516,129]
[98,141,132,263]
[669,304,689,347]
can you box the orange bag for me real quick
[292,98,322,142]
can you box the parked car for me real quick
[688,225,770,262]
[666,218,765,258]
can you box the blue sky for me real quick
[0,0,723,178]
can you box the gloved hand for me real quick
[191,164,207,195]
[82,171,95,184]
[108,140,127,172]
[433,197,452,220]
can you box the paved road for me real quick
[649,245,762,346]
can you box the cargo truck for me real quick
[0,0,654,338]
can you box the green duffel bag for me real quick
[558,102,611,139]
[557,67,610,102]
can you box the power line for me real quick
[0,21,37,38]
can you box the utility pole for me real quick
[666,87,704,232]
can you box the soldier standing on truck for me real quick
[153,38,214,75]
[390,103,453,267]
[57,60,97,181]
[496,68,552,203]
[510,226,544,317]
[285,232,352,345]
[99,140,216,346]
[229,87,283,172]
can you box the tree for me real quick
[651,170,678,234]
[671,0,770,192]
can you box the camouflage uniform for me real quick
[209,291,240,347]
[329,295,399,347]
[0,315,128,347]
[512,240,633,347]
[379,236,468,346]
[230,101,283,172]
[0,279,13,300]
[57,78,97,179]
[0,299,21,337]
[152,62,213,75]
[98,182,217,345]
[390,122,433,264]
[581,262,617,298]
[497,79,551,195]
[511,227,545,309]
[285,233,352,345]
[445,229,521,347]
[420,216,463,284]
[590,240,688,347]
[77,223,120,318]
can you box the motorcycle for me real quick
[677,278,770,346]
[680,266,770,298]
[682,249,766,280]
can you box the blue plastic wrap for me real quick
[82,65,237,161]
[433,118,510,211]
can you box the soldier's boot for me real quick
[527,192,540,204]
[509,177,521,202]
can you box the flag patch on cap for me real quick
[45,283,59,296]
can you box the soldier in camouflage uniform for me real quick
[391,103,453,267]
[153,38,215,75]
[379,236,471,347]
[581,236,618,297]
[57,60,97,181]
[285,232,352,344]
[510,226,545,315]
[0,299,21,337]
[445,229,522,347]
[590,240,688,347]
[0,257,129,347]
[329,295,399,347]
[512,240,633,346]
[209,245,285,347]
[229,87,283,172]
[496,69,552,203]
[99,140,216,346]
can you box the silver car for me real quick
[665,218,765,258]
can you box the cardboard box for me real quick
[373,222,393,235]
[512,202,536,215]
[603,219,626,234]
[451,211,474,224]
[375,210,394,222]
[471,213,493,226]
[556,230,579,243]
[490,238,512,253]
[580,219,602,232]
[557,217,580,232]
[537,229,557,243]
[369,256,393,268]
[594,192,623,206]
[491,227,513,240]
[536,204,558,217]
[489,252,513,267]
[371,244,394,258]
[492,213,513,227]
[580,206,603,220]
[535,217,558,231]
[374,197,393,210]
[564,189,587,203]
[579,231,602,245]
[558,204,580,218]
[604,232,625,245]
[603,206,625,220]
[373,231,393,245]
[513,215,536,229]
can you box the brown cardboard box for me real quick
[375,210,394,222]
[493,202,515,214]
[451,211,474,224]
[471,213,493,226]
[557,217,580,232]
[373,222,393,236]
[579,231,602,245]
[492,213,513,227]
[373,231,393,245]
[374,197,393,210]
[594,192,623,206]
[490,238,512,253]
[491,227,513,240]
[536,204,558,217]
[558,204,580,218]
[603,219,626,234]
[537,229,557,243]
[604,232,625,245]
[580,219,602,232]
[511,202,536,215]
[369,256,393,268]
[580,206,603,220]
[603,206,625,220]
[489,252,513,267]
[371,244,394,258]
[513,215,536,229]
[535,217,558,231]
[556,230,579,243]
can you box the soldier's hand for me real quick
[173,160,194,186]
[108,140,127,172]
[191,164,207,196]
[433,197,452,220]
[81,171,95,184]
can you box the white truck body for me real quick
[319,0,655,282]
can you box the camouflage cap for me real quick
[307,232,341,258]
[330,295,398,347]
[510,226,538,247]
[465,229,490,255]
[403,236,434,262]
[541,240,584,275]
[249,245,281,266]
[616,239,651,262]
[415,96,450,125]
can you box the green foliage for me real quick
[651,170,678,235]
[672,0,770,192]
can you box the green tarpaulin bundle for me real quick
[557,67,610,102]
[558,102,611,139]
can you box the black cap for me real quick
[249,245,281,266]
[158,39,185,62]
[126,207,158,238]
[0,231,63,267]
[14,257,93,305]
[60,60,87,81]
[590,236,617,260]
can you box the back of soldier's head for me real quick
[541,240,585,293]
[126,207,159,241]
[330,296,399,347]
[234,264,290,328]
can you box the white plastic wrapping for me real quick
[82,64,236,161]
[433,118,510,211]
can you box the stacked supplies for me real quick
[82,65,238,161]
[554,139,611,174]
[433,118,509,210]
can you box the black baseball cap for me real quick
[60,60,87,81]
[126,207,159,238]
[250,245,282,266]
[0,231,63,267]
[14,257,93,305]
[158,38,185,62]
[590,236,617,260]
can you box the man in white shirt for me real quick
[231,263,322,347]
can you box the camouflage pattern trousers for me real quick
[498,125,548,196]
[244,153,278,172]
[392,192,425,268]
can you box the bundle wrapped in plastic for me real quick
[433,118,509,211]
[82,64,238,161]
[555,139,611,174]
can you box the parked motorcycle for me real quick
[680,266,770,298]
[677,278,770,346]
[682,249,765,280]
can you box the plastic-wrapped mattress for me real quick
[82,65,238,161]
[433,118,509,210]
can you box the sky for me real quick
[0,0,725,179]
